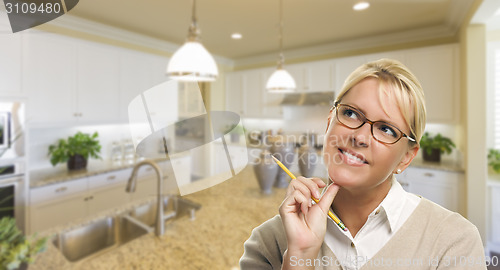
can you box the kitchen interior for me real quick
[1,0,500,269]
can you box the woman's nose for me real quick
[351,122,371,147]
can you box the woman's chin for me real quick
[327,168,361,187]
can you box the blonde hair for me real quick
[334,58,426,144]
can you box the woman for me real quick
[240,59,486,269]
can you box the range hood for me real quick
[280,92,334,106]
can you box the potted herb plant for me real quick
[420,132,456,162]
[0,217,47,270]
[224,124,246,143]
[488,149,500,174]
[48,131,102,170]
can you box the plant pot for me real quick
[423,148,441,162]
[18,262,28,270]
[271,140,295,188]
[67,154,87,170]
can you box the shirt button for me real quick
[351,242,355,248]
[375,209,380,215]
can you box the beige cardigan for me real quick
[240,198,486,269]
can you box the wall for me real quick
[28,124,135,170]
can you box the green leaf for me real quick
[47,131,102,167]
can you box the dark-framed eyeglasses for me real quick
[333,102,416,144]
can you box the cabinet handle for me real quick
[107,175,116,181]
[55,187,67,193]
[424,172,434,177]
[73,113,78,117]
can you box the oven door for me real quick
[0,176,25,232]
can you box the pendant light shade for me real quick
[266,68,296,92]
[266,0,295,92]
[166,0,218,82]
[167,41,218,81]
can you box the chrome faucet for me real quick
[126,159,165,236]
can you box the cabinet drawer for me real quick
[31,178,88,204]
[404,167,461,184]
[88,168,133,190]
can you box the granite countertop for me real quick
[28,166,287,270]
[29,153,189,188]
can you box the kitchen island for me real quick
[29,165,287,270]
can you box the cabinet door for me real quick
[334,56,366,91]
[0,18,22,97]
[262,68,284,117]
[119,50,157,122]
[242,70,263,117]
[171,156,191,188]
[309,60,335,92]
[23,33,77,124]
[405,167,460,212]
[131,177,157,201]
[30,194,87,233]
[287,64,310,92]
[87,185,131,216]
[76,41,120,123]
[225,72,243,114]
[405,45,458,123]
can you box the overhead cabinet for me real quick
[0,16,23,97]
[23,30,169,126]
[226,44,459,124]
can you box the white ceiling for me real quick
[67,0,476,60]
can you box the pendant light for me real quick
[166,0,218,82]
[266,0,296,92]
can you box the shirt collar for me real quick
[373,175,407,232]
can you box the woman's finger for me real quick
[295,176,322,199]
[316,183,340,214]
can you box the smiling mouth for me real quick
[338,148,369,165]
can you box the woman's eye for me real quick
[343,109,359,119]
[379,125,398,138]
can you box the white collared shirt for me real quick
[324,176,421,270]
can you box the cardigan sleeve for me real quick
[240,215,288,270]
[435,213,487,270]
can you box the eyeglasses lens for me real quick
[336,105,402,144]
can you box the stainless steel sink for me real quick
[53,215,149,262]
[126,195,201,228]
[52,196,200,262]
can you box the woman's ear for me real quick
[325,107,335,133]
[396,145,419,173]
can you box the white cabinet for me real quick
[242,70,263,118]
[225,71,263,118]
[23,30,169,126]
[405,45,459,123]
[225,71,244,115]
[262,68,284,117]
[30,177,88,233]
[309,60,336,92]
[119,50,164,122]
[0,18,22,97]
[29,164,177,233]
[30,193,88,233]
[287,64,311,92]
[334,55,366,91]
[76,41,120,123]
[396,167,465,214]
[23,33,77,124]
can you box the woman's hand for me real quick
[279,177,339,269]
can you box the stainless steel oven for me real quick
[0,163,25,232]
[0,101,26,232]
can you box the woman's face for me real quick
[323,78,418,191]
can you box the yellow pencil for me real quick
[271,155,348,232]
